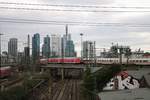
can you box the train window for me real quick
[143,60,148,62]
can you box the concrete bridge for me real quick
[40,64,102,80]
[41,64,86,69]
[40,64,85,80]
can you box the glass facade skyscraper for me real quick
[32,33,40,62]
[65,40,76,57]
[42,35,50,58]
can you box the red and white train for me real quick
[40,57,81,65]
[40,57,150,65]
[0,66,11,78]
[96,58,150,65]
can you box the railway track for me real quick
[27,79,82,100]
[51,79,81,100]
[52,80,66,100]
[0,79,8,85]
[0,77,23,91]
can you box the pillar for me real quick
[40,68,44,73]
[61,68,64,80]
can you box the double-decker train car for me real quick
[96,58,150,65]
[0,66,11,78]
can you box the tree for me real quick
[82,67,96,100]
[95,64,121,92]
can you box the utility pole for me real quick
[0,33,3,80]
[94,41,96,67]
[48,69,52,100]
[119,47,123,65]
[0,33,3,69]
[126,48,131,65]
[89,42,93,67]
[61,37,64,81]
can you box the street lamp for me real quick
[80,33,83,60]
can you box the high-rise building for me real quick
[62,34,71,56]
[8,38,18,57]
[17,52,24,64]
[42,35,50,58]
[65,40,76,57]
[83,41,94,59]
[51,34,61,57]
[24,47,30,64]
[32,33,40,62]
[24,35,30,65]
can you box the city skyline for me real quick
[1,1,150,100]
[0,32,150,57]
[0,0,150,55]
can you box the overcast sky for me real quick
[0,0,150,56]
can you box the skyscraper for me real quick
[24,47,30,65]
[24,35,30,65]
[62,34,71,56]
[42,35,50,58]
[51,34,61,57]
[65,40,76,57]
[8,38,18,57]
[83,41,94,59]
[62,25,76,57]
[32,33,40,62]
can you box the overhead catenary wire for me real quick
[0,17,141,25]
[1,7,150,13]
[1,2,150,9]
[0,17,150,27]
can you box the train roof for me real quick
[47,57,80,59]
[0,66,11,70]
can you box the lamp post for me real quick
[80,33,83,60]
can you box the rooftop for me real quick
[98,88,150,100]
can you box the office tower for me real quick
[32,33,40,62]
[65,40,76,57]
[51,34,61,57]
[83,41,94,59]
[24,35,30,65]
[62,34,71,57]
[8,38,18,57]
[42,35,50,58]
